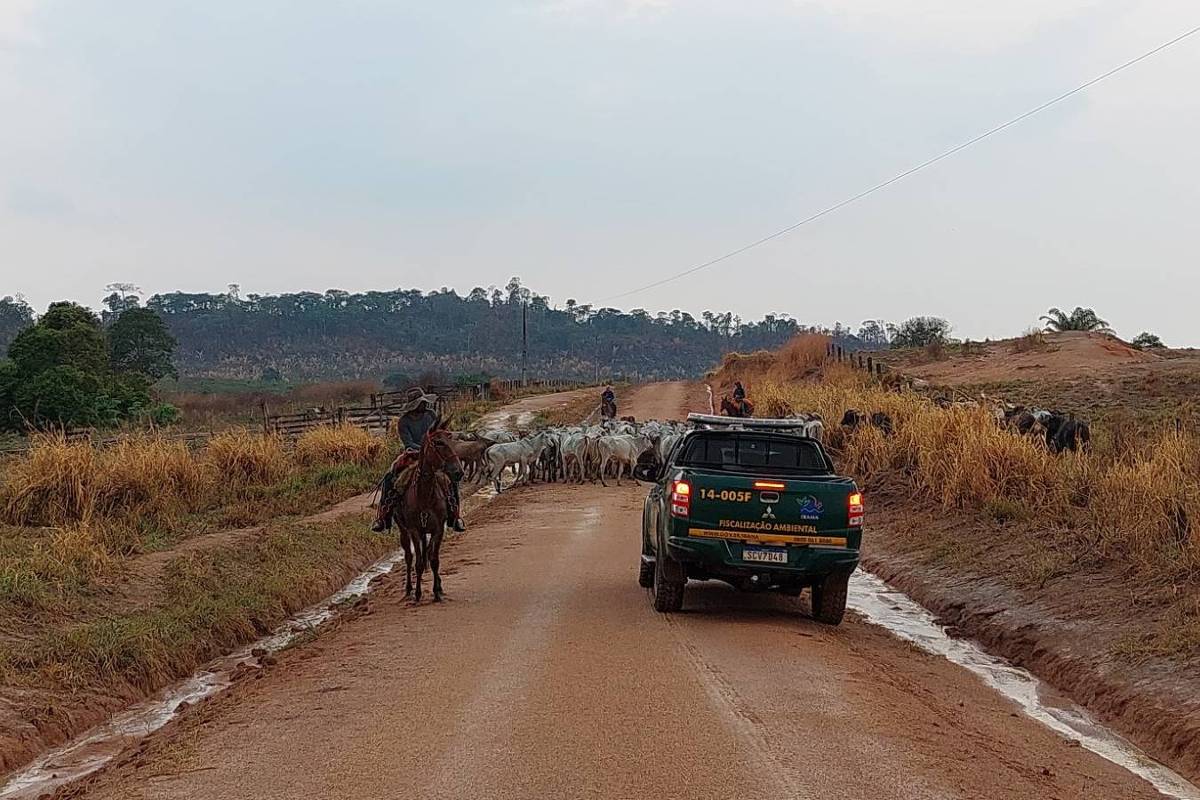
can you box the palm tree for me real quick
[1040,307,1112,333]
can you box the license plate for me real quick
[742,546,788,564]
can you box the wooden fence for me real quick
[827,342,888,379]
[263,379,596,440]
[0,379,601,455]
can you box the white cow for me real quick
[485,433,550,492]
[595,434,652,486]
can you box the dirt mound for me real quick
[902,331,1160,386]
[709,334,830,395]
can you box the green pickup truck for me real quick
[634,414,862,625]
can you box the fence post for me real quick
[876,362,883,378]
[836,346,843,362]
[866,356,873,374]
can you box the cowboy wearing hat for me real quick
[372,388,466,533]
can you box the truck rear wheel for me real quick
[652,548,685,613]
[811,570,850,625]
[638,556,654,588]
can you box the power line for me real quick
[603,22,1200,303]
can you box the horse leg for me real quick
[429,524,446,602]
[411,530,425,603]
[400,526,414,598]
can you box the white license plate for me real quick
[742,547,788,564]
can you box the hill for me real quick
[142,282,831,382]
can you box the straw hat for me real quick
[399,387,438,414]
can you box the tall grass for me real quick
[294,425,383,467]
[206,429,289,485]
[739,364,1200,581]
[0,426,395,609]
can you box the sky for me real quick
[1,0,1198,344]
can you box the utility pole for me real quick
[521,300,528,387]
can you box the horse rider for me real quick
[601,385,617,419]
[733,381,747,404]
[372,388,466,533]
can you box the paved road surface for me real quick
[70,382,1162,800]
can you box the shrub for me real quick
[1132,332,1165,351]
[890,317,951,349]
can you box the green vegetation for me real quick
[1041,306,1112,333]
[0,301,179,431]
[143,278,817,381]
[1132,331,1165,350]
[888,316,952,349]
[1,515,393,692]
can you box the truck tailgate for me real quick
[685,471,859,547]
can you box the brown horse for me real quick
[720,396,754,418]
[396,419,464,603]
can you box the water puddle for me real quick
[849,570,1200,800]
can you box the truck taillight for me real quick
[849,491,864,527]
[671,480,691,518]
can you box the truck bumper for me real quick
[666,535,859,583]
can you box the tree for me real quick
[108,308,178,379]
[3,301,154,431]
[1040,307,1111,333]
[1131,332,1165,350]
[0,295,34,351]
[13,365,108,429]
[890,317,952,349]
[857,320,890,347]
[101,283,142,323]
[8,302,108,377]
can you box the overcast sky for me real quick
[2,1,1198,343]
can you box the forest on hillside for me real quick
[142,279,852,381]
[2,281,878,382]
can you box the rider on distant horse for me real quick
[372,388,465,533]
[722,381,754,418]
[601,385,617,420]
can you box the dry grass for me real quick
[711,334,831,392]
[732,363,1200,582]
[294,425,383,467]
[205,429,289,485]
[1011,328,1051,354]
[0,434,207,528]
[0,426,395,610]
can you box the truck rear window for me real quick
[678,434,829,474]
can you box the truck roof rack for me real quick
[686,413,813,432]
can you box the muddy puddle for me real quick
[849,570,1200,800]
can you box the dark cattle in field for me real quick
[841,409,893,436]
[1050,416,1091,453]
[870,412,894,436]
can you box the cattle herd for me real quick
[448,418,694,492]
[445,391,1091,496]
[843,400,1091,454]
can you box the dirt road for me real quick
[68,382,1164,800]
